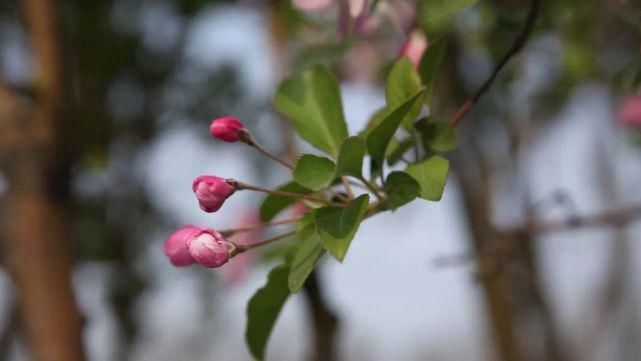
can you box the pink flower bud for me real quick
[292,0,334,12]
[192,176,236,213]
[399,30,428,68]
[617,95,641,128]
[163,225,201,267]
[210,116,245,142]
[188,229,235,268]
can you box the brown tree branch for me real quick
[503,203,641,237]
[449,0,542,127]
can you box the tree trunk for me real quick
[0,1,85,360]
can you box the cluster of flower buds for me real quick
[164,116,297,269]
[163,116,248,269]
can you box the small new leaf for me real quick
[384,172,420,210]
[335,136,366,178]
[405,156,450,201]
[293,154,336,190]
[418,38,447,104]
[246,265,291,361]
[315,194,369,261]
[386,137,415,166]
[417,121,458,152]
[367,91,425,170]
[386,58,425,128]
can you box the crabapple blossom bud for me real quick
[192,176,236,213]
[188,229,235,268]
[617,95,641,128]
[210,116,245,142]
[292,0,333,12]
[163,225,201,267]
[399,30,428,67]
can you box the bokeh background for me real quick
[1,0,641,360]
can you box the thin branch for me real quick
[513,203,641,236]
[341,176,354,200]
[218,216,303,237]
[237,230,297,252]
[449,0,542,127]
[434,203,641,269]
[246,137,294,170]
[357,176,384,201]
[233,181,344,207]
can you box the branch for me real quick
[434,203,641,269]
[504,203,641,236]
[449,0,542,127]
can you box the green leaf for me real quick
[367,91,424,169]
[335,136,366,178]
[418,38,447,103]
[315,194,369,261]
[360,107,389,136]
[417,121,458,152]
[274,65,348,158]
[405,156,450,201]
[288,215,325,293]
[384,172,420,210]
[293,154,336,190]
[259,182,311,221]
[419,0,479,32]
[386,137,415,166]
[246,265,291,361]
[386,58,424,128]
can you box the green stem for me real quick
[219,216,303,237]
[235,181,344,207]
[358,176,384,201]
[241,132,294,170]
[237,230,297,252]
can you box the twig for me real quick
[341,176,354,200]
[357,176,384,201]
[434,203,641,269]
[449,0,542,127]
[243,135,294,170]
[233,181,344,207]
[237,230,297,252]
[515,203,641,236]
[219,216,303,237]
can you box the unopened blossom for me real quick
[210,116,245,142]
[399,29,428,67]
[163,225,201,267]
[188,228,235,268]
[192,176,235,213]
[617,95,641,128]
[164,226,236,268]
